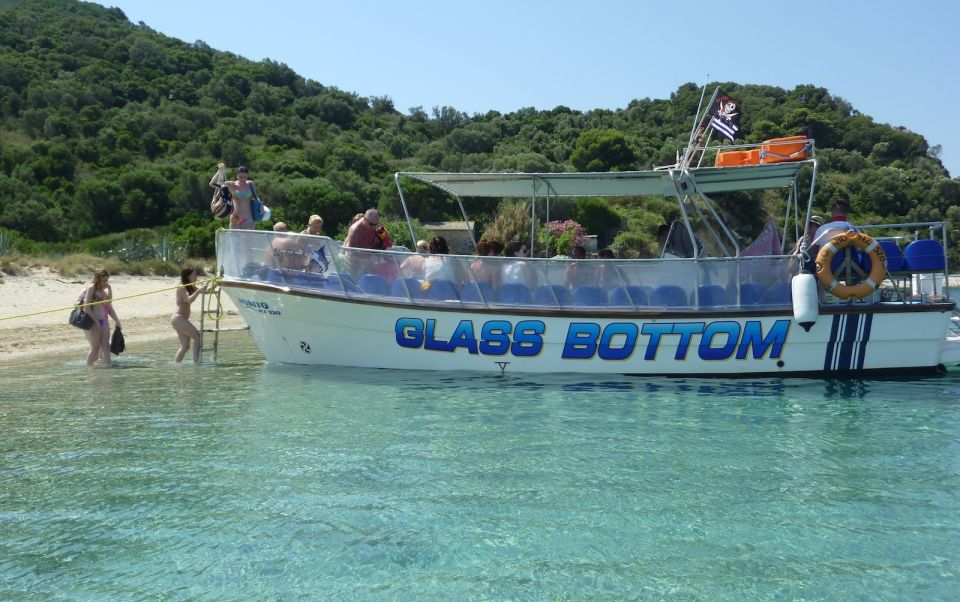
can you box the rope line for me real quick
[0,276,221,322]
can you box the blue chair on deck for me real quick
[903,239,946,299]
[652,285,688,307]
[323,273,357,293]
[878,240,907,274]
[609,285,651,308]
[497,283,533,305]
[739,283,764,305]
[903,239,945,273]
[266,268,286,284]
[424,279,460,301]
[533,284,571,307]
[390,277,423,300]
[571,285,607,307]
[693,284,728,307]
[358,273,390,296]
[462,282,495,304]
[760,282,792,305]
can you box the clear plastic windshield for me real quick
[217,230,796,309]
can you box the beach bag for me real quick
[110,326,125,355]
[250,182,270,222]
[211,184,233,219]
[69,291,94,330]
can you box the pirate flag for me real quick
[709,92,741,141]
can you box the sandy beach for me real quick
[0,269,245,363]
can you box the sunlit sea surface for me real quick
[2,332,959,600]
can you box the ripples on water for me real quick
[1,332,959,600]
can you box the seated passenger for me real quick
[470,239,501,289]
[564,245,595,290]
[302,214,324,236]
[423,236,465,285]
[267,222,307,270]
[500,241,537,289]
[597,248,621,288]
[400,240,429,277]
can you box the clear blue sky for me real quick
[94,0,960,178]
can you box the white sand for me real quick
[0,268,245,362]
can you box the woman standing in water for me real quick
[171,268,208,363]
[83,269,121,366]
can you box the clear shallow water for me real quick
[1,333,959,600]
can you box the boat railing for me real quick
[217,230,801,311]
[858,221,950,301]
[658,137,816,171]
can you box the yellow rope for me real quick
[0,276,221,322]
[204,280,224,322]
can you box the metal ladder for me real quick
[198,283,223,363]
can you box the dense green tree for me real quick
[570,128,638,172]
[0,0,955,265]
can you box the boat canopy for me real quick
[397,161,809,199]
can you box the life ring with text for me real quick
[815,230,887,300]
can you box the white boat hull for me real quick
[223,283,953,375]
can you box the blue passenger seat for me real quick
[877,240,907,274]
[903,239,945,272]
[652,285,688,307]
[461,282,495,304]
[694,284,728,307]
[571,285,607,307]
[609,285,651,307]
[424,279,460,301]
[390,277,423,299]
[358,273,390,296]
[739,283,764,305]
[533,284,571,307]
[760,282,792,305]
[323,273,357,293]
[497,283,533,305]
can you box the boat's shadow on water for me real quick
[261,361,958,400]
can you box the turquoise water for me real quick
[2,333,959,600]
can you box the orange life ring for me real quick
[815,231,887,300]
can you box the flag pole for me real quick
[686,75,711,145]
[695,129,715,169]
[681,86,719,169]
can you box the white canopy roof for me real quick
[397,161,810,198]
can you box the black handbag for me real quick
[69,304,94,330]
[110,326,125,355]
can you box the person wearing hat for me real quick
[793,215,824,255]
[302,215,324,236]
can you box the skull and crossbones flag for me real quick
[708,91,741,141]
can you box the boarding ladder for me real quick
[198,276,224,363]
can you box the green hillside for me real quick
[1,0,957,260]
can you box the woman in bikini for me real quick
[171,268,208,364]
[83,269,121,366]
[209,164,255,230]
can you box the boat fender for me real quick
[815,231,887,300]
[791,273,819,332]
